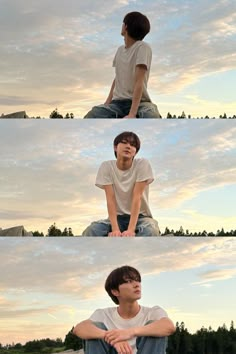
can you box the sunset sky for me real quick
[0,0,235,118]
[0,237,235,345]
[0,119,235,235]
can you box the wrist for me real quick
[129,111,137,117]
[133,327,139,337]
[100,329,107,339]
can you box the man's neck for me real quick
[117,301,140,319]
[124,34,137,49]
[116,157,133,171]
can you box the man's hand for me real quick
[121,230,136,237]
[108,230,122,237]
[104,328,135,345]
[123,114,136,119]
[113,341,133,354]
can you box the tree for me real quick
[47,223,62,236]
[50,108,63,119]
[33,230,44,237]
[179,111,186,119]
[64,327,83,351]
[163,227,171,235]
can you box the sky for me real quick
[0,237,235,345]
[0,0,236,118]
[0,119,235,235]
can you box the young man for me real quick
[73,265,175,354]
[82,131,160,236]
[84,12,161,119]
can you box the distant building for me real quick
[0,111,29,118]
[0,226,33,236]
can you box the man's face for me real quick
[121,22,127,36]
[112,277,141,303]
[114,138,137,160]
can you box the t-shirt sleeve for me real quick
[95,161,113,189]
[112,48,119,67]
[136,43,152,71]
[89,309,105,322]
[136,159,154,185]
[149,306,168,321]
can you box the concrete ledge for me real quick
[59,350,83,354]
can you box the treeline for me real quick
[0,338,64,353]
[167,321,236,354]
[162,226,236,236]
[32,223,236,237]
[166,112,236,119]
[1,321,235,354]
[31,108,236,119]
[33,223,74,236]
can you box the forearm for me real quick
[129,82,143,117]
[105,79,115,104]
[107,197,120,231]
[73,320,106,340]
[134,318,176,338]
[128,194,141,232]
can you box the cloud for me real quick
[0,238,235,296]
[194,268,236,285]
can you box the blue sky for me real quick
[0,0,235,117]
[0,119,235,235]
[0,237,235,345]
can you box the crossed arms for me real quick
[73,318,175,354]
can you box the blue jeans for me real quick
[82,214,160,236]
[84,100,161,118]
[84,322,168,354]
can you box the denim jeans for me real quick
[84,100,161,118]
[84,322,168,354]
[82,214,160,236]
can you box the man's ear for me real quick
[111,288,119,297]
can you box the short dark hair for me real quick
[113,131,141,158]
[105,266,141,304]
[123,12,150,40]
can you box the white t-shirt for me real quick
[95,158,154,217]
[112,41,152,102]
[89,305,168,353]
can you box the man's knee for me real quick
[82,220,111,236]
[138,103,161,118]
[136,218,160,236]
[84,104,118,118]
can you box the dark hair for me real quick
[105,265,141,304]
[113,131,141,158]
[123,12,150,40]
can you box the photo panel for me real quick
[0,119,235,237]
[0,237,236,353]
[1,0,235,119]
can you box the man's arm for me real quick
[124,64,147,118]
[74,320,133,353]
[73,320,106,340]
[104,79,116,105]
[122,181,147,236]
[105,318,175,345]
[104,185,122,236]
